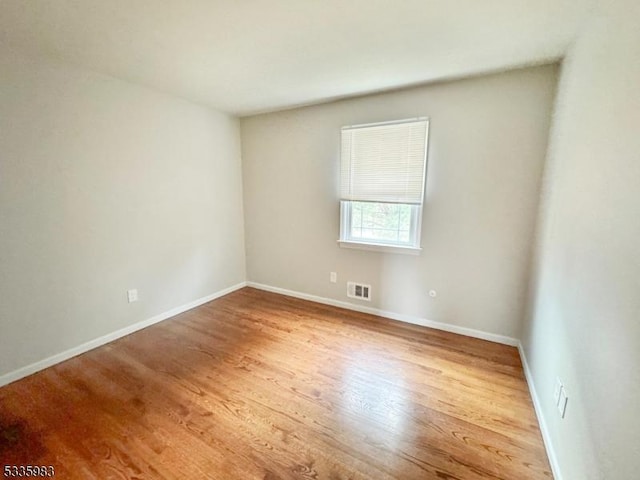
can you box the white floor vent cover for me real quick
[347,282,372,301]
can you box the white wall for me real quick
[521,1,640,478]
[241,65,558,340]
[0,47,246,378]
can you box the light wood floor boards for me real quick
[0,287,552,479]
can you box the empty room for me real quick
[1,1,638,479]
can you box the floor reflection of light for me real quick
[338,349,410,456]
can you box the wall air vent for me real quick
[347,281,371,301]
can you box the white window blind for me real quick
[340,118,429,204]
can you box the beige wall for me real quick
[0,47,246,377]
[241,65,558,340]
[521,1,640,478]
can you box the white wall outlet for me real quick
[554,378,563,406]
[558,387,568,418]
[330,272,337,283]
[429,290,437,297]
[127,289,138,303]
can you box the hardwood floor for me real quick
[0,288,551,479]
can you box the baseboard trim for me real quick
[518,342,562,480]
[247,282,518,347]
[0,282,247,388]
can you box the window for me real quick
[339,118,429,253]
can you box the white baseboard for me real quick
[518,342,562,480]
[247,282,518,346]
[0,282,247,388]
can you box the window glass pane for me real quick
[348,201,413,245]
[351,201,363,237]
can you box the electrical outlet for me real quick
[330,272,337,283]
[554,378,563,406]
[558,387,568,418]
[127,289,138,303]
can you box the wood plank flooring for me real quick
[0,287,552,479]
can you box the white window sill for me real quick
[337,240,422,255]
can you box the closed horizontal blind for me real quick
[341,118,429,204]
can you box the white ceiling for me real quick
[0,0,592,116]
